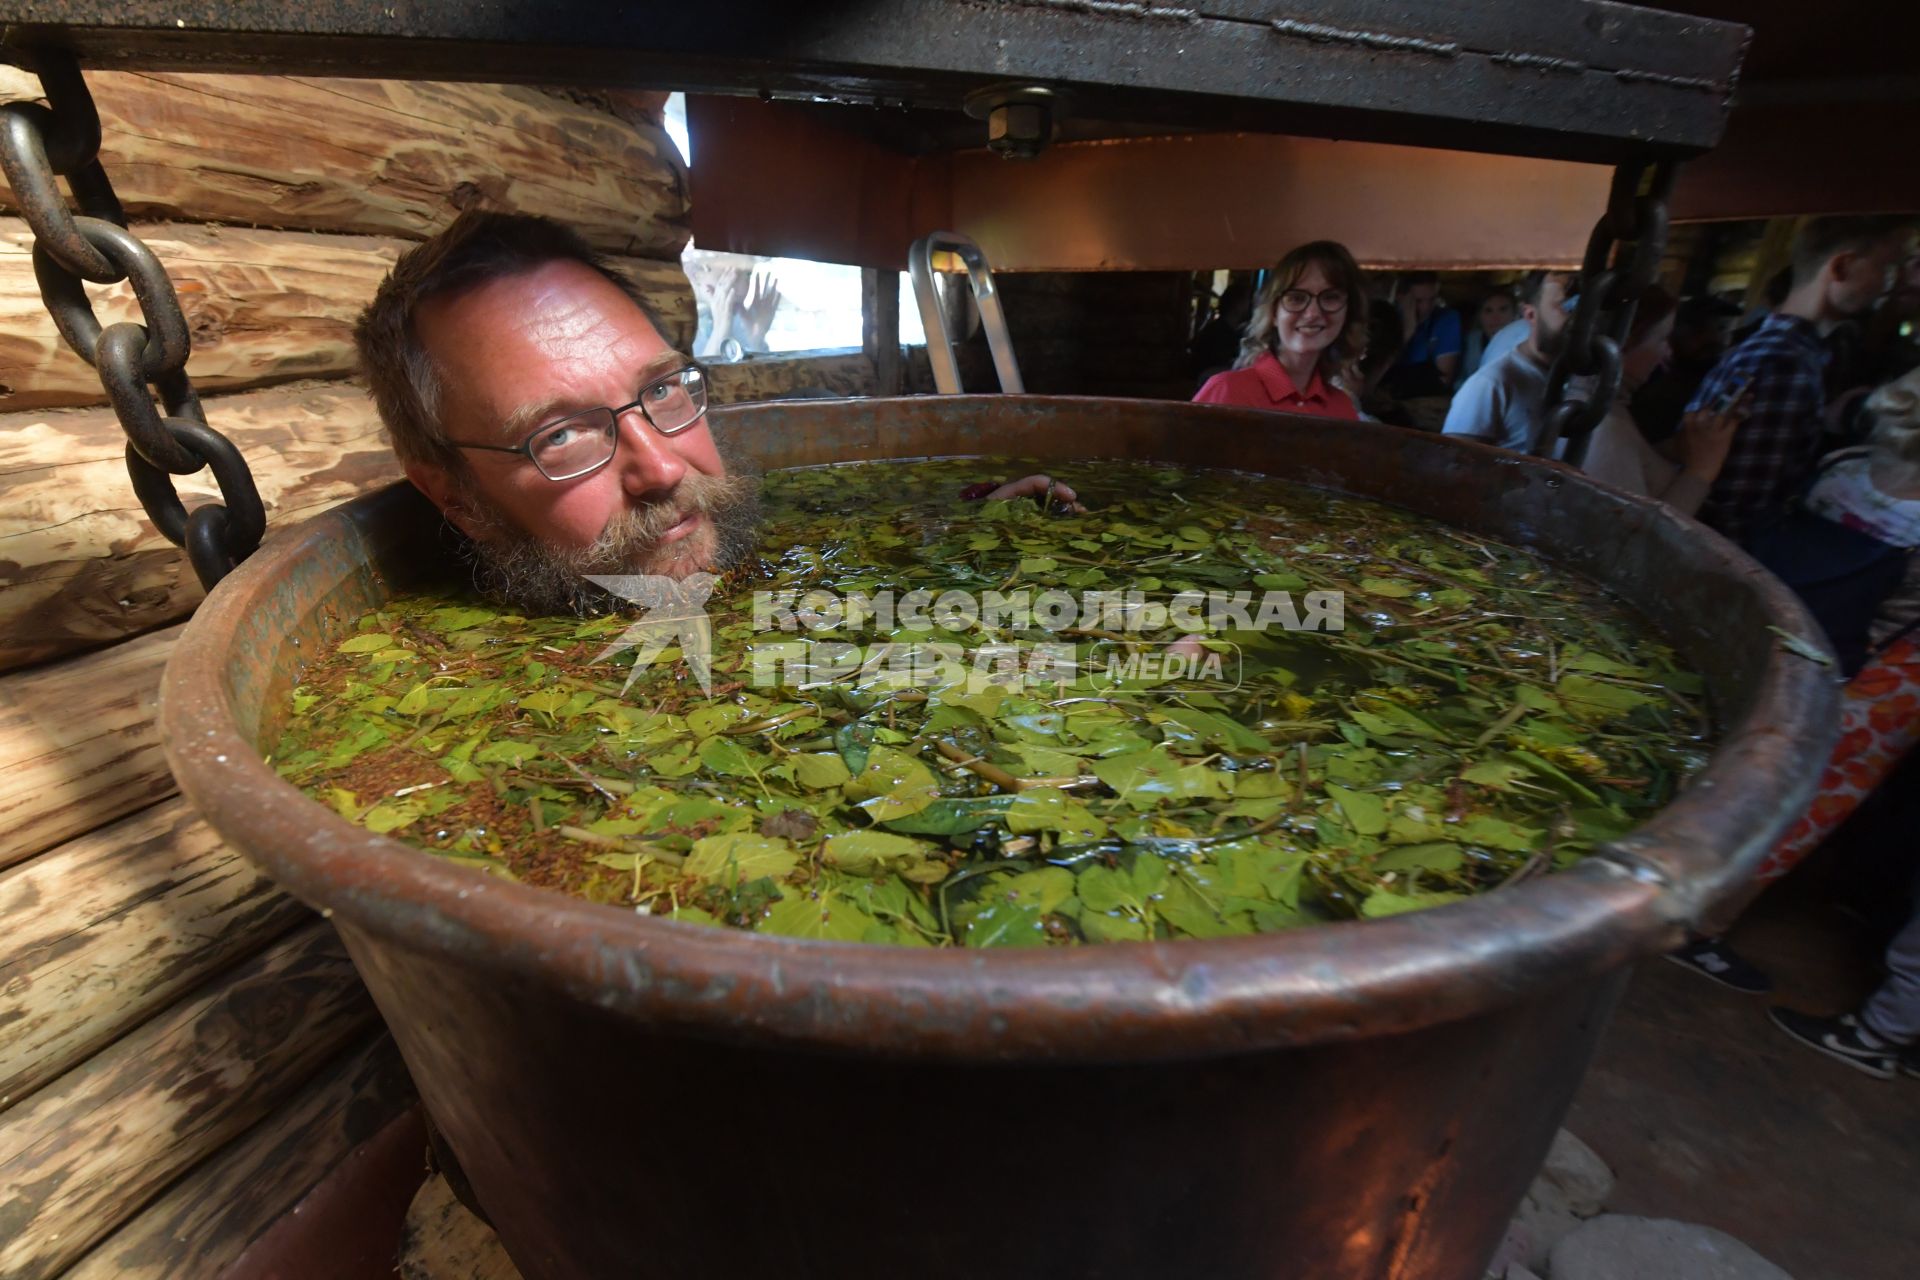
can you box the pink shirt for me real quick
[1193,351,1358,420]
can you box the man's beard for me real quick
[1535,319,1572,359]
[458,469,762,615]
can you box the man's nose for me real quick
[613,409,687,498]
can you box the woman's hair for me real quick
[1625,284,1679,351]
[1235,240,1370,389]
[1864,365,1920,462]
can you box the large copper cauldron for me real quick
[161,398,1836,1279]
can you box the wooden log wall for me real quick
[0,67,874,1278]
[0,72,880,673]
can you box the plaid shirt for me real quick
[1688,314,1830,541]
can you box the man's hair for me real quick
[1515,270,1558,308]
[354,210,666,474]
[1401,270,1440,289]
[1789,215,1916,287]
[1625,284,1678,350]
[1675,293,1741,332]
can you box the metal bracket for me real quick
[908,231,1023,395]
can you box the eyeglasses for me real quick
[453,364,708,481]
[1278,287,1348,315]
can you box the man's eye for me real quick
[545,426,575,448]
[645,381,675,402]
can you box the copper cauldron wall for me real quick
[160,397,1836,1279]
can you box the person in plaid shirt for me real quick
[1689,216,1915,543]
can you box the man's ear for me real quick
[403,460,484,540]
[1826,250,1860,289]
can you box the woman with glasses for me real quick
[1192,240,1369,421]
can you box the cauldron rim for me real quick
[160,395,1837,1063]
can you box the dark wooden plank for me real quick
[0,797,311,1110]
[0,921,379,1279]
[63,1032,416,1280]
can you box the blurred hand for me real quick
[983,473,1086,514]
[737,268,782,350]
[695,266,750,358]
[1679,398,1746,481]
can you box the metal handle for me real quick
[908,231,1023,395]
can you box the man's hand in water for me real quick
[973,473,1087,514]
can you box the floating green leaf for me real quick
[684,833,800,884]
[1325,784,1387,836]
[284,456,1713,945]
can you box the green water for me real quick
[271,458,1711,946]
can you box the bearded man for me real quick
[355,211,1073,613]
[1440,269,1577,456]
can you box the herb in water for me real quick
[273,459,1711,947]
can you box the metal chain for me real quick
[1537,157,1678,466]
[0,48,263,589]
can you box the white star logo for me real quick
[584,574,718,695]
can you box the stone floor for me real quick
[1565,885,1920,1280]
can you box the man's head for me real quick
[1787,215,1916,320]
[1517,269,1576,357]
[354,212,758,611]
[1476,290,1516,337]
[1671,294,1741,363]
[1887,250,1920,321]
[1400,271,1440,324]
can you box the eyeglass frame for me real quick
[1276,287,1349,315]
[450,361,710,481]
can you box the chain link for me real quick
[0,48,263,590]
[1538,157,1678,465]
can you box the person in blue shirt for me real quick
[1459,289,1519,380]
[1385,271,1463,397]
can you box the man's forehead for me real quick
[418,259,677,440]
[426,259,654,347]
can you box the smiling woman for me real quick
[1192,240,1369,421]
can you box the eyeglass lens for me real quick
[1279,289,1347,314]
[528,367,706,479]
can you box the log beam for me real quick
[0,624,178,868]
[0,921,379,1279]
[0,382,395,670]
[0,797,311,1109]
[0,220,695,413]
[62,1033,416,1280]
[0,70,690,259]
[708,351,877,406]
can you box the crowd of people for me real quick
[1193,213,1920,1079]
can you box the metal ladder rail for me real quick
[908,231,1024,395]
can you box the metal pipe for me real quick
[908,230,1024,394]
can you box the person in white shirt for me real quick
[1442,270,1574,454]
